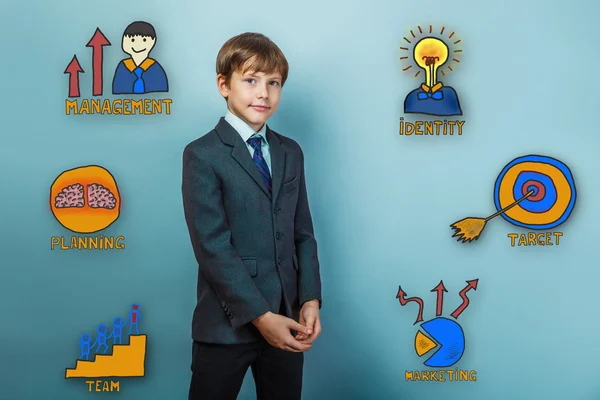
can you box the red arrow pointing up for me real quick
[396,286,424,325]
[450,279,479,319]
[86,28,111,96]
[430,280,448,317]
[64,55,84,98]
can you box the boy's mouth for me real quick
[251,105,269,112]
[132,48,147,53]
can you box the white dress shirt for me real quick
[225,109,272,173]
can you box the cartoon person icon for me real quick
[108,317,125,344]
[91,324,110,354]
[78,333,93,360]
[112,21,168,94]
[124,304,141,335]
[404,37,462,116]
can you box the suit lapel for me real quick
[267,126,286,201]
[231,142,272,200]
[216,118,287,201]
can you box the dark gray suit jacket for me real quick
[182,117,322,344]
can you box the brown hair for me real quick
[216,32,289,87]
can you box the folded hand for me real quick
[295,300,321,344]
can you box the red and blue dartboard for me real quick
[493,155,576,230]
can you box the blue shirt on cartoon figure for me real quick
[109,317,125,344]
[112,21,168,94]
[78,333,93,360]
[404,82,462,116]
[92,324,110,354]
[123,304,141,335]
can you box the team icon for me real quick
[67,305,144,374]
[66,304,146,392]
[399,25,463,116]
[450,155,577,243]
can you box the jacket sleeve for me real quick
[182,145,272,329]
[293,146,322,309]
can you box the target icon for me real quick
[451,155,577,242]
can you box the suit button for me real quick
[276,232,283,240]
[274,206,281,215]
[277,258,283,265]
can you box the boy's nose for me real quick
[257,86,268,98]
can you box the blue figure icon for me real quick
[109,317,126,344]
[112,22,168,94]
[91,324,110,354]
[124,304,141,335]
[78,333,93,360]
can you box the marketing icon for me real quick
[397,280,479,382]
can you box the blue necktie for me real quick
[247,135,271,191]
[133,67,145,93]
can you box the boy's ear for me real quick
[216,74,230,98]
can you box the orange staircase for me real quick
[65,334,146,378]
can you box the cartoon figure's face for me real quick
[81,334,90,342]
[122,35,155,59]
[114,317,122,324]
[97,324,106,333]
[132,304,139,311]
[218,62,282,132]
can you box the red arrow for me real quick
[450,279,479,319]
[86,28,111,96]
[396,286,424,325]
[64,55,84,97]
[430,280,447,317]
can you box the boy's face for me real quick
[122,35,155,59]
[217,67,282,132]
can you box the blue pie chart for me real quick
[414,317,465,368]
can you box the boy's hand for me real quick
[252,312,313,352]
[295,300,321,344]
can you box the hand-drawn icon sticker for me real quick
[65,304,146,380]
[400,25,463,116]
[415,317,465,368]
[450,155,576,242]
[50,165,121,234]
[398,279,477,368]
[112,21,168,95]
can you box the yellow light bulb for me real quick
[414,37,449,87]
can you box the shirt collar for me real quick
[123,58,155,72]
[225,109,268,145]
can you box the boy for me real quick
[112,21,168,94]
[182,32,323,400]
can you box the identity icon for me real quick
[400,25,463,116]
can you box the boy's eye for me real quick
[246,79,256,84]
[143,38,146,42]
[270,81,280,86]
[131,38,135,42]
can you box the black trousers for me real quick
[189,302,304,400]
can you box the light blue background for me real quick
[1,0,599,399]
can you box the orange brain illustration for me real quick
[50,166,121,233]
